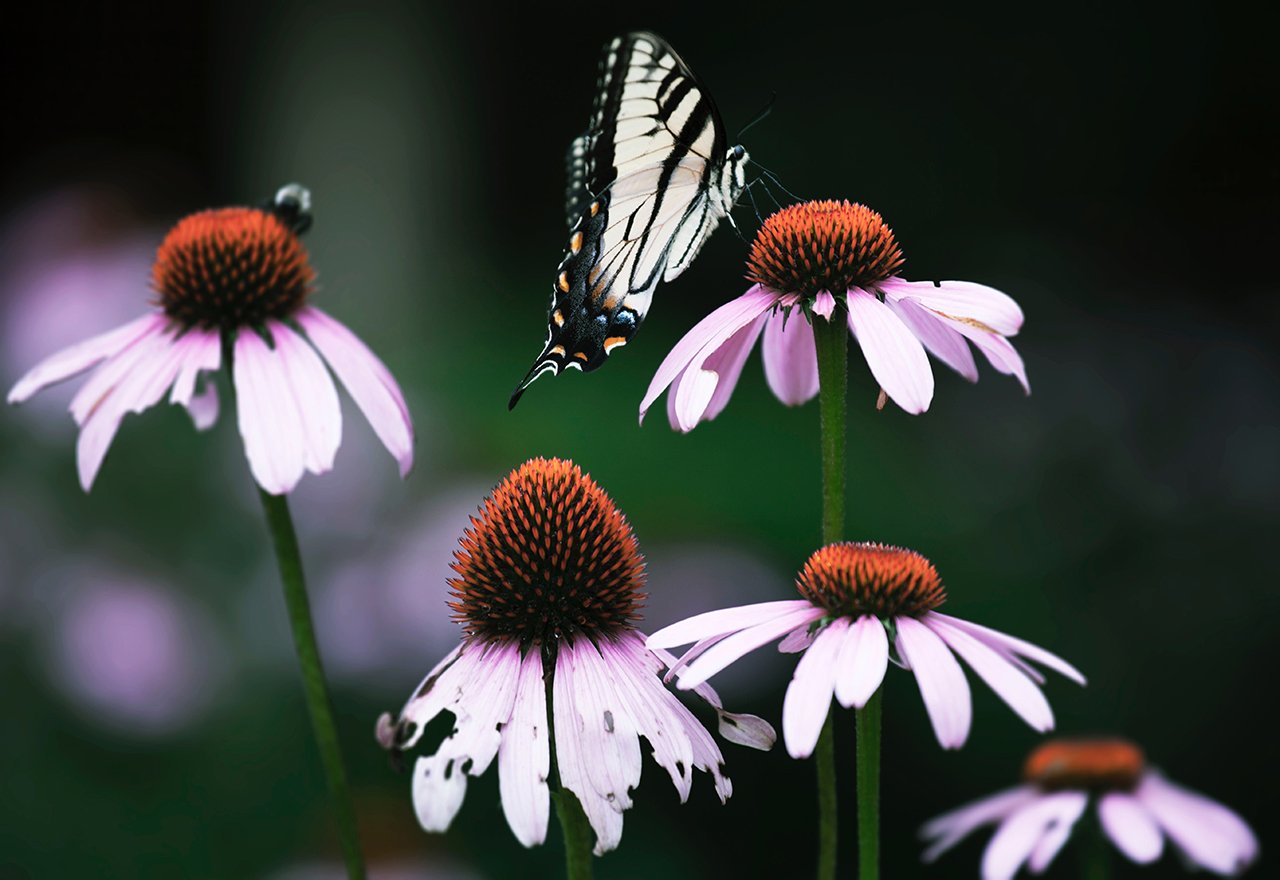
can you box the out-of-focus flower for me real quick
[377,458,774,855]
[44,578,224,735]
[641,200,1028,431]
[920,737,1259,879]
[650,541,1083,756]
[7,184,414,494]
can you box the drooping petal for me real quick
[668,311,769,430]
[924,614,1054,733]
[267,320,342,475]
[761,309,819,406]
[674,604,828,689]
[951,324,1030,393]
[833,614,889,709]
[846,288,934,414]
[647,599,818,650]
[498,648,551,848]
[647,642,776,750]
[778,625,816,653]
[1135,772,1259,875]
[167,329,222,429]
[76,324,189,490]
[8,312,165,404]
[639,285,779,425]
[981,792,1087,880]
[233,329,308,494]
[184,381,219,430]
[920,786,1040,863]
[297,306,414,477]
[811,291,836,320]
[928,613,1086,686]
[895,617,972,749]
[881,278,1024,336]
[782,618,847,758]
[1098,793,1164,864]
[884,296,979,382]
[1026,806,1079,873]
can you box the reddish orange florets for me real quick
[151,207,314,329]
[448,458,646,645]
[746,200,904,297]
[1023,738,1147,792]
[796,542,945,618]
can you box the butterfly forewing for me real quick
[510,32,748,408]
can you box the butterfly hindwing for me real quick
[510,32,749,408]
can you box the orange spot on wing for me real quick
[570,231,583,254]
[553,310,564,327]
[603,336,628,353]
[590,201,600,217]
[557,271,570,293]
[550,345,566,356]
[572,351,588,362]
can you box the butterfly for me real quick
[509,31,749,408]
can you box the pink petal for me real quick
[761,309,820,406]
[778,626,816,653]
[895,617,971,749]
[846,288,934,414]
[639,285,778,424]
[1026,806,1078,873]
[233,330,307,494]
[497,650,551,847]
[981,792,1087,880]
[268,320,342,475]
[184,381,219,431]
[1136,772,1259,875]
[928,613,1086,686]
[647,642,776,750]
[1098,793,1163,864]
[951,324,1030,393]
[782,618,847,758]
[881,277,1024,336]
[646,599,818,649]
[884,297,979,382]
[675,605,827,689]
[76,326,189,491]
[924,614,1054,733]
[832,614,888,709]
[811,292,836,320]
[297,306,414,477]
[167,329,221,408]
[412,753,469,832]
[8,312,164,404]
[920,785,1039,863]
[667,311,768,430]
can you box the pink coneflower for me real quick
[648,542,1083,756]
[921,738,1260,878]
[375,458,774,855]
[640,200,1028,431]
[6,185,414,494]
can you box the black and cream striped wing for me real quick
[511,32,746,408]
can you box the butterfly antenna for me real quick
[735,91,777,142]
[753,162,806,203]
[743,178,767,226]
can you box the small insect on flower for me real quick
[920,737,1259,879]
[6,185,414,494]
[375,458,774,855]
[649,542,1083,756]
[641,199,1029,431]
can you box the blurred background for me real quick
[2,1,1276,877]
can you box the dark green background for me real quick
[2,2,1275,877]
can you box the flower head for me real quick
[640,199,1028,431]
[648,541,1084,756]
[377,458,774,855]
[921,737,1259,879]
[6,185,414,493]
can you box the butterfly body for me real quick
[510,32,747,408]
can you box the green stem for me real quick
[553,789,594,880]
[258,489,367,880]
[545,650,594,880]
[1081,819,1111,880]
[855,690,882,880]
[812,312,849,880]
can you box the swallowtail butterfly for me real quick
[509,32,748,408]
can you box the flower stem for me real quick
[553,788,594,880]
[258,489,367,880]
[545,652,594,879]
[812,312,848,880]
[855,689,882,880]
[1081,820,1111,880]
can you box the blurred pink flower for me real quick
[378,459,773,854]
[649,542,1083,756]
[45,578,224,735]
[7,185,414,494]
[641,200,1027,431]
[921,738,1259,879]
